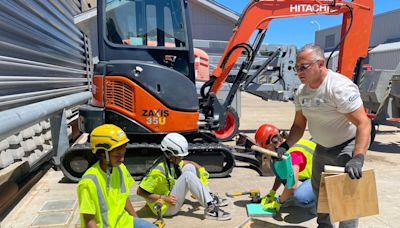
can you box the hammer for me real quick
[153,199,165,228]
[235,133,288,159]
[226,189,261,203]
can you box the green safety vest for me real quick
[77,161,134,228]
[139,160,209,216]
[287,138,315,180]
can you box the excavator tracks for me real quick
[60,141,235,182]
[126,142,235,179]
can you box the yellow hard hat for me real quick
[90,124,129,154]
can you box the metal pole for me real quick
[311,20,321,31]
[0,92,91,140]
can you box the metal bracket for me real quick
[50,110,70,166]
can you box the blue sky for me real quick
[215,0,400,47]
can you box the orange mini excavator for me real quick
[61,0,373,181]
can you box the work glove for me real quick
[276,147,287,160]
[198,167,210,186]
[262,197,281,212]
[275,141,289,160]
[261,190,276,206]
[345,154,365,179]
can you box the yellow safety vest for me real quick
[139,161,182,215]
[139,160,209,216]
[287,138,315,181]
[77,161,134,228]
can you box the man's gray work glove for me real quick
[276,142,289,160]
[345,154,365,179]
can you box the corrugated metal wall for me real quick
[369,42,400,70]
[315,9,400,51]
[370,50,400,70]
[0,1,91,170]
[0,0,92,111]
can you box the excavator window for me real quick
[105,0,188,48]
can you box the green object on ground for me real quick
[270,153,295,189]
[246,203,275,217]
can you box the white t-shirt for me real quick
[294,70,363,148]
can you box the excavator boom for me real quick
[209,0,374,94]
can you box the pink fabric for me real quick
[290,151,307,172]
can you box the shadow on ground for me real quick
[171,200,205,220]
[233,199,253,208]
[136,199,205,220]
[369,140,400,153]
[233,200,315,225]
[59,177,76,183]
[135,205,156,219]
[278,206,316,224]
[238,217,308,228]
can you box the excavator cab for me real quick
[62,0,235,181]
[84,0,200,134]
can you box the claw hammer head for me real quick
[249,189,261,203]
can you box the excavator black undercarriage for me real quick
[62,133,235,181]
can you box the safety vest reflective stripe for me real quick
[81,174,109,228]
[287,139,315,180]
[290,143,313,155]
[117,166,126,193]
[153,161,184,177]
[154,165,165,174]
[82,167,126,228]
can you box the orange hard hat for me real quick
[255,123,281,148]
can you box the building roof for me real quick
[370,41,400,54]
[194,0,240,21]
[317,8,400,33]
[373,8,400,19]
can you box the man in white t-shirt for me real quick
[276,44,371,228]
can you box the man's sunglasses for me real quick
[294,59,320,72]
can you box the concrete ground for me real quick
[1,92,400,228]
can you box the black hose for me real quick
[326,5,353,68]
[200,76,216,98]
[221,43,254,69]
[201,43,254,98]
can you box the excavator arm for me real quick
[208,0,374,94]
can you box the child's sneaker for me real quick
[210,192,230,207]
[204,204,232,221]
